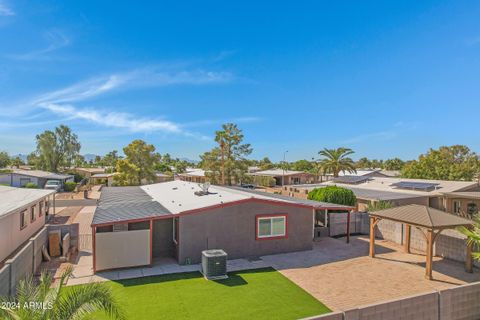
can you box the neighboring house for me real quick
[74,167,106,179]
[330,169,390,179]
[155,172,173,183]
[282,176,479,216]
[177,168,207,183]
[0,169,74,189]
[249,169,318,186]
[0,186,55,263]
[90,180,352,272]
[91,173,118,187]
[441,191,480,218]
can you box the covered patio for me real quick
[369,204,474,280]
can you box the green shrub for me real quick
[253,176,276,187]
[24,182,39,189]
[308,186,356,206]
[367,200,394,212]
[64,181,77,192]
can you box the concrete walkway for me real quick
[261,236,480,311]
[66,257,269,286]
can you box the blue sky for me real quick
[0,1,479,161]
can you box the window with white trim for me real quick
[257,215,286,239]
[453,200,461,214]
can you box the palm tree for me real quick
[459,215,480,261]
[318,147,356,177]
[0,267,124,320]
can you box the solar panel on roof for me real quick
[333,176,370,184]
[391,181,440,191]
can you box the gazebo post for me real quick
[466,240,474,273]
[425,229,434,280]
[369,216,377,258]
[404,224,411,253]
[346,211,351,244]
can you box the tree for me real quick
[318,147,356,177]
[0,151,10,168]
[11,156,24,168]
[367,200,394,212]
[35,125,81,172]
[355,157,372,169]
[27,152,40,168]
[201,123,252,185]
[115,140,159,186]
[0,267,124,320]
[291,159,313,172]
[258,157,274,170]
[383,158,405,171]
[200,149,222,184]
[307,186,357,206]
[102,150,120,168]
[401,145,480,181]
[459,215,480,261]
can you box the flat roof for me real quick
[1,169,73,180]
[92,181,353,225]
[294,177,478,198]
[249,169,308,177]
[442,192,480,200]
[0,186,54,218]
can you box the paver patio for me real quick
[261,235,480,311]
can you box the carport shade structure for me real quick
[368,204,474,280]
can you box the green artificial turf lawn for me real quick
[88,267,331,320]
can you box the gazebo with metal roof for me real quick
[368,204,474,280]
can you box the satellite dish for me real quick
[201,182,211,193]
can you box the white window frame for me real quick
[20,210,28,230]
[453,200,461,214]
[256,215,287,239]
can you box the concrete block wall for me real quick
[357,213,474,266]
[47,223,79,248]
[0,264,11,296]
[304,311,344,320]
[6,241,34,295]
[439,281,480,320]
[329,213,363,237]
[304,282,480,320]
[0,226,50,297]
[31,227,47,271]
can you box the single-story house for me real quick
[74,167,106,179]
[0,186,55,262]
[91,180,352,272]
[91,173,118,187]
[177,168,207,184]
[0,169,74,189]
[155,172,173,183]
[282,176,479,215]
[249,169,318,186]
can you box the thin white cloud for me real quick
[6,30,70,60]
[40,103,181,133]
[0,2,14,16]
[341,131,397,144]
[28,66,237,137]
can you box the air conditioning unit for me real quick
[201,249,228,280]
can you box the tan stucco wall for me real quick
[95,229,150,271]
[178,201,313,264]
[446,197,480,217]
[0,199,47,262]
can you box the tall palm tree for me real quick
[0,267,124,320]
[318,147,356,177]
